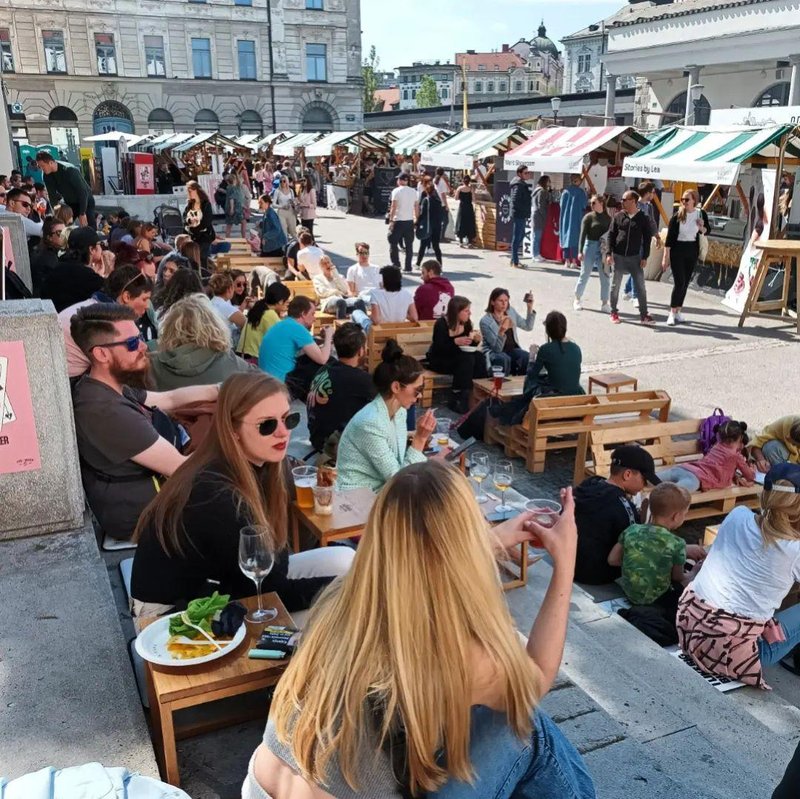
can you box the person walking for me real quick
[453,174,477,247]
[662,189,709,326]
[574,195,612,312]
[183,180,216,269]
[272,175,297,238]
[606,190,654,326]
[531,175,552,263]
[623,182,660,302]
[224,173,247,240]
[416,176,444,269]
[388,172,418,273]
[559,175,588,268]
[297,175,317,239]
[509,165,532,268]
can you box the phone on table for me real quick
[444,437,477,462]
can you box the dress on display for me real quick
[559,185,588,260]
[455,189,477,241]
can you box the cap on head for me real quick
[398,172,409,183]
[610,444,660,485]
[68,227,102,250]
[764,463,800,494]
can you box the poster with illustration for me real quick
[0,340,41,474]
[722,168,775,313]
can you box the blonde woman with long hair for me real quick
[677,463,800,689]
[661,188,709,326]
[131,372,354,619]
[149,294,251,390]
[246,460,595,799]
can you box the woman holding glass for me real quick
[130,372,354,622]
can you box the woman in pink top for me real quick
[656,420,755,492]
[298,175,317,239]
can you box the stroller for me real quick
[153,204,185,241]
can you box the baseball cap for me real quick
[610,445,661,485]
[397,172,409,182]
[68,227,102,249]
[764,463,800,493]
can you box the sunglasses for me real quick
[250,411,301,437]
[16,200,32,209]
[93,334,144,353]
[681,197,693,203]
[357,250,369,255]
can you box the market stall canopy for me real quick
[622,124,800,186]
[273,132,325,157]
[504,125,648,173]
[420,128,527,170]
[251,131,292,150]
[84,131,147,146]
[304,130,387,158]
[235,133,261,147]
[152,133,196,153]
[171,131,242,154]
[388,124,453,156]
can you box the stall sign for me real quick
[0,340,41,474]
[133,153,155,194]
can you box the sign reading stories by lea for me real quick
[0,340,41,474]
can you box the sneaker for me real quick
[641,314,655,326]
[627,294,638,302]
[675,311,686,323]
[533,255,546,263]
[601,302,612,313]
[622,292,632,301]
[610,312,621,324]
[573,298,583,311]
[666,312,676,326]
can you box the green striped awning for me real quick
[623,125,800,185]
[420,128,528,169]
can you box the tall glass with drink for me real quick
[470,452,489,504]
[493,459,514,515]
[492,364,504,393]
[524,499,562,563]
[292,465,317,509]
[436,417,450,448]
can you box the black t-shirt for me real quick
[573,476,639,585]
[306,361,376,451]
[41,259,104,312]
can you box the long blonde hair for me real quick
[271,461,540,794]
[158,293,232,352]
[677,189,700,223]
[759,482,800,546]
[134,373,289,555]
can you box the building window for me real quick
[577,54,591,73]
[535,80,540,91]
[0,29,13,73]
[191,37,212,78]
[235,0,252,4]
[477,64,485,71]
[306,0,324,7]
[514,80,522,92]
[411,89,416,99]
[487,81,495,92]
[664,90,711,125]
[95,33,117,75]
[145,35,165,77]
[493,65,499,71]
[474,81,482,92]
[43,30,67,74]
[403,89,408,100]
[754,82,790,107]
[237,39,256,80]
[306,43,327,81]
[528,80,534,91]
[499,81,507,92]
[441,87,448,99]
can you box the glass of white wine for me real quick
[238,525,278,624]
[493,459,514,516]
[470,452,490,504]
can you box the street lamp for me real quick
[551,95,561,125]
[689,83,704,126]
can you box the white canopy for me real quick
[84,132,146,145]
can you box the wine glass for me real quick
[493,460,514,516]
[238,525,278,624]
[470,452,490,504]
[436,417,450,448]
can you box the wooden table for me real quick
[588,372,639,393]
[472,376,526,403]
[141,593,294,787]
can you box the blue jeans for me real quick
[432,707,595,799]
[532,227,543,258]
[758,602,800,666]
[575,240,609,302]
[511,218,527,266]
[763,439,791,465]
[655,466,701,492]
[351,309,371,332]
[623,275,637,298]
[490,349,529,377]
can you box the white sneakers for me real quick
[573,298,583,311]
[667,312,676,326]
[675,311,686,323]
[601,302,612,313]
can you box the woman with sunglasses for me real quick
[335,340,438,493]
[662,189,709,326]
[272,175,298,238]
[131,372,354,620]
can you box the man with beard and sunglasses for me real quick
[70,304,218,542]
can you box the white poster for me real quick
[722,169,776,313]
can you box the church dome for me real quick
[531,22,560,59]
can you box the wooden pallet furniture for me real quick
[496,390,672,480]
[585,419,761,521]
[588,372,639,393]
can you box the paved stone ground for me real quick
[99,209,800,797]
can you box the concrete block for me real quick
[557,709,627,755]
[539,685,599,723]
[0,213,32,291]
[0,528,156,778]
[0,299,83,539]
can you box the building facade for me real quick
[396,63,458,110]
[0,0,363,154]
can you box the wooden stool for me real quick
[588,372,638,394]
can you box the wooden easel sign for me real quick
[738,240,800,333]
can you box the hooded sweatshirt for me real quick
[414,275,455,320]
[574,476,639,585]
[149,344,251,391]
[509,176,532,220]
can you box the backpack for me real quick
[699,408,731,454]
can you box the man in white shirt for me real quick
[296,230,324,278]
[5,188,44,241]
[346,242,382,300]
[388,172,418,273]
[313,255,368,319]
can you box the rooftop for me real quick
[561,2,657,41]
[612,0,774,28]
[455,51,525,71]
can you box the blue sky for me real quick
[361,0,624,71]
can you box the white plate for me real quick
[459,345,479,353]
[134,611,247,667]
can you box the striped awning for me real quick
[622,124,800,185]
[251,131,292,150]
[420,128,527,170]
[388,125,453,156]
[273,133,325,156]
[503,126,649,173]
[304,130,388,158]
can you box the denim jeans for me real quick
[758,602,800,666]
[431,707,596,799]
[655,466,701,492]
[511,218,527,266]
[763,439,791,465]
[532,227,543,258]
[575,240,609,302]
[623,274,637,299]
[490,349,529,377]
[351,309,371,332]
[610,255,648,317]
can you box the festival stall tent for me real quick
[251,131,291,152]
[623,123,800,329]
[304,130,387,158]
[171,131,250,198]
[272,133,324,158]
[386,124,453,157]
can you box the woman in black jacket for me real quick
[183,180,216,269]
[427,295,486,412]
[661,188,710,326]
[416,175,444,267]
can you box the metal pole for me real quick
[462,62,468,130]
[266,0,277,133]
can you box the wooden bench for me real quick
[492,390,672,480]
[585,419,761,521]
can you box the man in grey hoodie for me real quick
[531,175,552,263]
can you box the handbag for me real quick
[698,232,709,262]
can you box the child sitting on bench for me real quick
[656,420,755,492]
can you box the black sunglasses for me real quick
[93,335,144,353]
[254,411,301,436]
